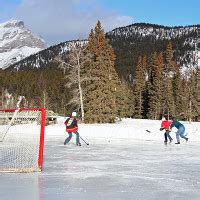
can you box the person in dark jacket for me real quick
[64,112,81,146]
[170,117,188,144]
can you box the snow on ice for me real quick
[1,118,200,200]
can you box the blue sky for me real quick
[0,0,199,45]
[101,0,200,26]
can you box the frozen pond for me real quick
[1,136,200,200]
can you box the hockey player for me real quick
[64,112,81,146]
[160,117,173,144]
[170,117,188,144]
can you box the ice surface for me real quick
[0,119,200,200]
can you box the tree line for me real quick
[0,21,199,122]
[134,41,199,122]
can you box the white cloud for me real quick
[14,0,133,45]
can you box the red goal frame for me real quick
[0,108,46,172]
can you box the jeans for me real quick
[64,131,80,145]
[164,130,173,142]
[176,126,187,143]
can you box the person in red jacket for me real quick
[64,112,81,146]
[160,117,173,144]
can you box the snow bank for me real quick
[45,118,200,143]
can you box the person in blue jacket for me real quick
[170,117,188,144]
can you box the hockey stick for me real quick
[146,130,151,133]
[0,109,20,142]
[0,96,24,142]
[79,135,89,145]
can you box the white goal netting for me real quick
[0,108,46,172]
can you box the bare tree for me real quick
[55,41,87,121]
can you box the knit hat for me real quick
[72,112,77,117]
[162,117,166,121]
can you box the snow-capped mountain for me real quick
[0,19,46,69]
[107,23,198,42]
[106,23,199,77]
[6,22,199,80]
[9,39,88,70]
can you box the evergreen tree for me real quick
[178,79,190,120]
[116,81,134,119]
[162,41,176,118]
[134,56,145,118]
[84,21,122,123]
[187,70,200,122]
[166,41,176,72]
[147,52,163,119]
[172,67,184,119]
[157,52,165,117]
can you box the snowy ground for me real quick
[1,118,200,200]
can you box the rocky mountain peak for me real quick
[3,19,24,28]
[0,19,46,69]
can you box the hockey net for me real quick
[0,108,46,172]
